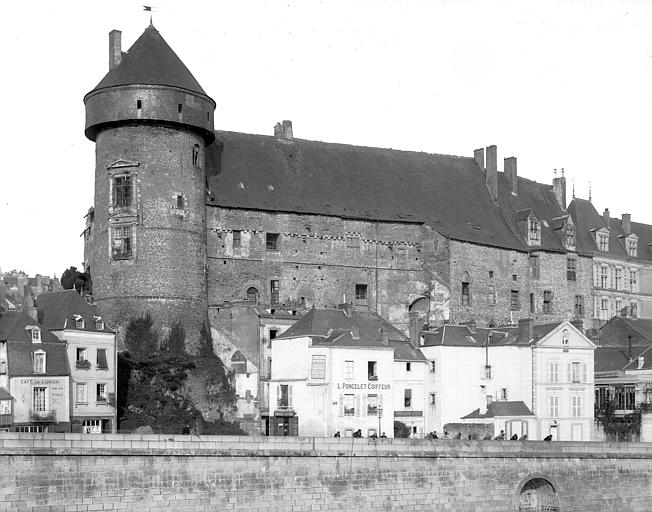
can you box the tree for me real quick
[394,420,410,438]
[61,266,90,293]
[125,313,159,359]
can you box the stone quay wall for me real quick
[1,433,652,511]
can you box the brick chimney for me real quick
[485,145,498,201]
[504,157,517,195]
[552,170,566,210]
[622,213,632,234]
[474,148,485,171]
[603,208,610,227]
[109,30,122,70]
[518,318,533,343]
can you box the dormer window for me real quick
[565,222,575,249]
[627,238,638,257]
[33,351,46,374]
[528,218,540,245]
[562,329,569,352]
[31,328,41,343]
[96,320,104,330]
[74,315,85,329]
[597,232,609,252]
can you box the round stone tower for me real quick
[84,24,215,350]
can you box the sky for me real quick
[1,0,651,277]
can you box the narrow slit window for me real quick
[136,100,142,109]
[178,103,183,113]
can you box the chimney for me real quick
[24,294,37,321]
[622,213,632,235]
[408,311,420,349]
[485,145,498,201]
[274,122,283,138]
[474,148,485,171]
[552,170,567,210]
[570,319,584,334]
[282,120,293,141]
[518,318,533,343]
[338,302,353,317]
[109,30,122,70]
[603,208,610,227]
[504,157,517,195]
[479,389,488,415]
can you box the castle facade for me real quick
[83,25,652,347]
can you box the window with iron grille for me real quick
[510,290,520,310]
[566,258,576,281]
[529,254,539,279]
[355,284,367,300]
[270,280,280,306]
[33,387,47,412]
[266,233,280,250]
[461,272,471,306]
[543,291,553,314]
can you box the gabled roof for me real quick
[594,345,652,373]
[461,400,534,419]
[0,311,59,343]
[207,132,526,250]
[37,290,114,334]
[90,25,208,97]
[568,198,652,260]
[277,308,406,349]
[598,316,652,348]
[7,340,70,377]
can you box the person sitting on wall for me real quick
[483,434,492,440]
[454,432,461,439]
[494,430,505,440]
[380,432,387,438]
[510,434,518,441]
[353,429,362,438]
[370,432,378,439]
[543,434,553,442]
[443,431,450,439]
[333,431,341,437]
[521,434,527,441]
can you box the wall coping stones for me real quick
[1,433,651,460]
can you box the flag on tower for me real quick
[143,6,152,11]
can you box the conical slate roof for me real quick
[91,25,208,96]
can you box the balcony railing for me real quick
[30,409,56,423]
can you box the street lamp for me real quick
[378,404,383,437]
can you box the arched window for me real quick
[519,478,559,511]
[246,287,259,303]
[461,272,471,306]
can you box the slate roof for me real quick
[391,340,426,361]
[277,308,407,350]
[207,131,576,253]
[421,322,559,347]
[461,401,534,419]
[207,132,529,250]
[594,345,652,373]
[90,25,209,98]
[6,340,70,377]
[0,311,60,343]
[568,198,652,260]
[597,317,652,348]
[37,290,114,334]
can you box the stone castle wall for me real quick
[2,433,652,511]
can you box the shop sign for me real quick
[336,382,391,390]
[394,410,423,417]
